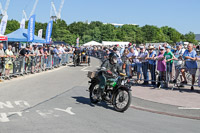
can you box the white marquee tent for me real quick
[83,41,102,46]
[102,41,130,47]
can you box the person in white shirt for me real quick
[126,47,138,77]
[173,43,185,84]
[113,47,122,65]
[138,46,149,85]
[5,45,15,79]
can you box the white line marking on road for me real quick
[81,66,91,72]
[178,107,200,110]
[0,101,14,109]
[54,107,75,115]
[15,100,30,108]
[0,113,10,122]
[36,110,54,118]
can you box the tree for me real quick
[141,25,166,43]
[5,19,20,34]
[161,26,181,43]
[100,24,116,41]
[184,32,196,43]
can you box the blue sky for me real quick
[1,0,200,34]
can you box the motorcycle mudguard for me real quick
[113,85,131,94]
[89,78,99,84]
[89,78,99,92]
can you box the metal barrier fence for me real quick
[0,53,73,81]
[91,49,200,89]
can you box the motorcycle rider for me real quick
[81,48,88,63]
[73,47,81,64]
[98,52,122,99]
[74,47,81,55]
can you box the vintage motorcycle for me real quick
[88,69,132,112]
[73,54,80,67]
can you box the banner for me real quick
[38,29,43,38]
[20,19,26,29]
[76,37,79,47]
[0,15,8,35]
[28,15,36,42]
[45,20,53,43]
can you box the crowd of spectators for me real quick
[87,42,200,91]
[0,43,73,81]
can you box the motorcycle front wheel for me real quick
[113,89,131,112]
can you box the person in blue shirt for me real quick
[53,46,60,67]
[146,46,157,86]
[180,43,197,91]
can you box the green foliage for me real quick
[5,19,20,34]
[3,19,197,45]
[184,32,196,43]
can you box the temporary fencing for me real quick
[0,53,73,80]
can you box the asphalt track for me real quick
[0,57,199,133]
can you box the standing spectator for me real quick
[103,49,110,61]
[126,47,138,77]
[5,45,15,79]
[121,48,130,73]
[43,45,49,69]
[181,43,197,91]
[33,45,40,72]
[53,45,60,67]
[0,43,5,57]
[164,45,176,83]
[113,47,122,65]
[0,43,5,80]
[147,46,157,86]
[173,44,185,84]
[154,47,166,87]
[138,46,149,85]
[29,46,36,73]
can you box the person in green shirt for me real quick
[164,45,176,83]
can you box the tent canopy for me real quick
[0,34,8,41]
[102,41,129,47]
[83,41,102,46]
[6,29,45,43]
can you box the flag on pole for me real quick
[45,20,53,43]
[76,37,79,47]
[27,15,36,42]
[20,19,26,29]
[38,29,43,38]
[0,15,8,35]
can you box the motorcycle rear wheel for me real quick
[89,82,100,104]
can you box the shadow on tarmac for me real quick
[72,96,115,111]
[68,64,89,67]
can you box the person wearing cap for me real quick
[147,46,157,86]
[164,45,176,83]
[138,46,149,85]
[173,43,185,84]
[154,47,166,87]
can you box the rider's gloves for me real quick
[107,70,112,75]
